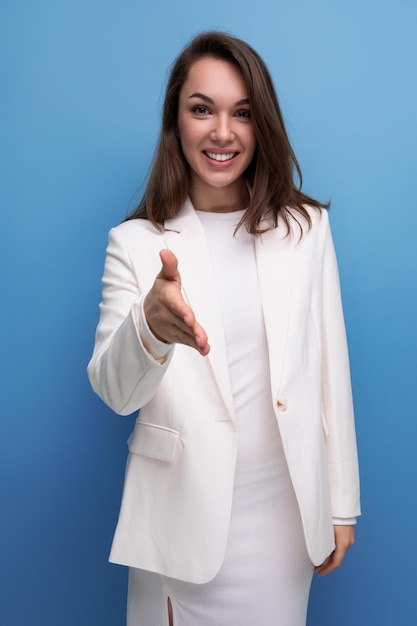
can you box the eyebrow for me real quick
[188,92,249,107]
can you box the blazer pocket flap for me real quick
[128,422,180,463]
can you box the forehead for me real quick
[180,57,248,100]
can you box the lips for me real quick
[203,151,238,162]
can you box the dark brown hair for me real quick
[126,31,328,233]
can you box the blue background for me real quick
[1,1,416,624]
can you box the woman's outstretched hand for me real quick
[315,525,355,576]
[143,249,210,356]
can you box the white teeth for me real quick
[205,151,236,162]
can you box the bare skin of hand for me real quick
[315,525,355,576]
[143,249,210,356]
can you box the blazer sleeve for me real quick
[321,216,361,518]
[87,226,174,415]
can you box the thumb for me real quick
[158,249,180,283]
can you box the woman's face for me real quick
[177,57,256,205]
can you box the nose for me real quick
[211,113,233,143]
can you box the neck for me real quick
[189,179,249,213]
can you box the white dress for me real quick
[127,210,314,626]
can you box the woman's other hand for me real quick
[315,525,355,576]
[144,249,210,355]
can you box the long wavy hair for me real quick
[126,31,328,234]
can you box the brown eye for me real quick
[192,106,210,115]
[235,109,251,119]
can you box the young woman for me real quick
[88,31,360,626]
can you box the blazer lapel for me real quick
[164,200,236,423]
[255,218,295,398]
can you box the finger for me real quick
[146,289,209,352]
[315,558,336,577]
[315,525,355,576]
[314,556,331,576]
[315,546,347,576]
[187,319,210,355]
[150,303,203,345]
[158,249,180,282]
[166,295,208,345]
[168,297,196,327]
[168,322,209,354]
[170,316,210,355]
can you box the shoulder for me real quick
[281,205,330,241]
[293,204,329,226]
[110,218,164,239]
[102,220,167,269]
[107,218,165,250]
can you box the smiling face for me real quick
[177,57,257,211]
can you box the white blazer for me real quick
[87,199,360,583]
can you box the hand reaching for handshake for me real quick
[143,249,210,356]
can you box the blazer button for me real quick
[276,400,287,411]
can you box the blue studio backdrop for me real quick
[1,1,416,624]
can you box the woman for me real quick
[88,31,360,626]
